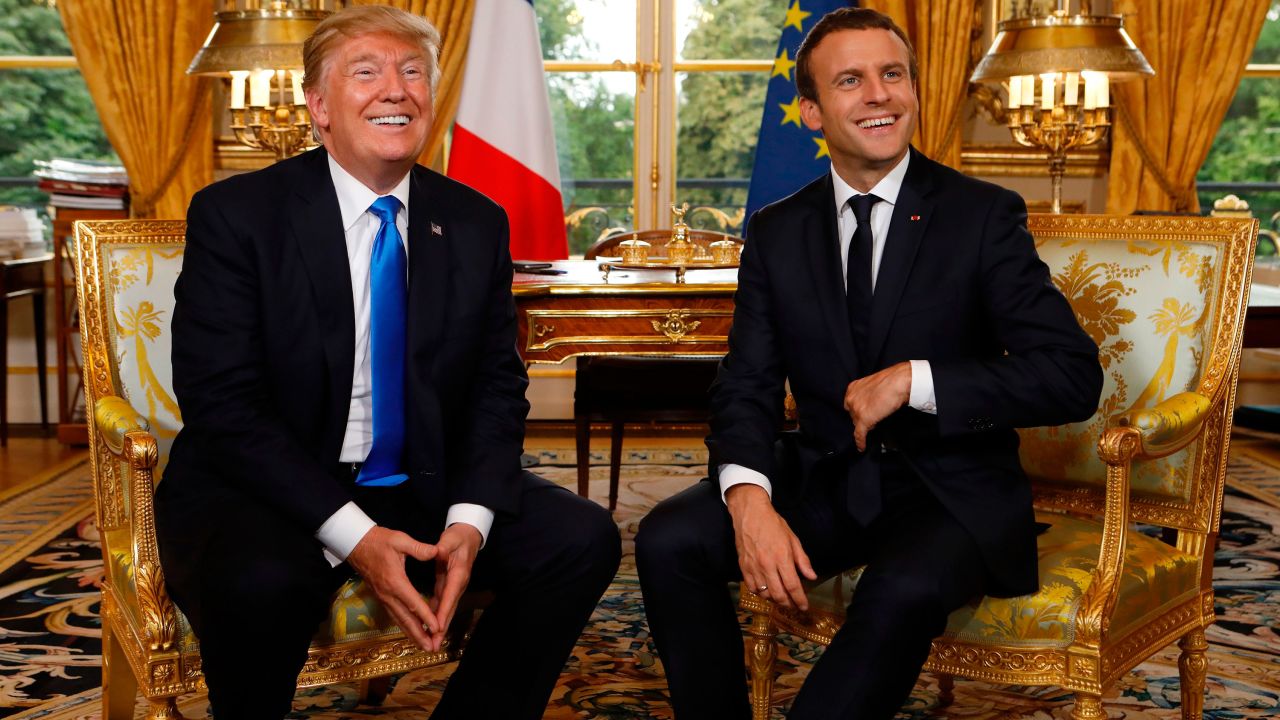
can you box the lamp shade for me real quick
[188,7,327,75]
[971,14,1154,83]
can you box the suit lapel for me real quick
[867,148,936,367]
[801,174,858,376]
[288,149,356,418]
[407,167,450,356]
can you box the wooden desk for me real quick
[1,252,51,444]
[513,260,737,363]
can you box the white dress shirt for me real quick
[316,155,494,566]
[719,153,938,501]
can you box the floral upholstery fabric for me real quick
[103,244,185,480]
[804,511,1199,648]
[1017,237,1223,502]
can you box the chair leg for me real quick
[1179,626,1209,719]
[608,421,624,511]
[575,416,591,500]
[745,609,778,720]
[936,672,955,712]
[145,698,186,720]
[101,621,138,720]
[1071,692,1106,720]
[359,676,392,705]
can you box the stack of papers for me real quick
[33,158,129,211]
[0,206,46,260]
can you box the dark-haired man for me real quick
[156,6,619,719]
[636,8,1102,719]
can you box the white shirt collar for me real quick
[327,154,411,231]
[830,151,911,215]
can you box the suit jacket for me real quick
[157,147,530,542]
[707,148,1103,596]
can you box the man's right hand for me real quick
[725,484,817,610]
[347,526,439,651]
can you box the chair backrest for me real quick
[1019,214,1257,534]
[584,229,743,260]
[76,219,186,499]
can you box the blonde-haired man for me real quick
[157,6,620,718]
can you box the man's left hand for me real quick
[428,523,482,651]
[844,361,912,452]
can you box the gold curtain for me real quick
[57,1,214,219]
[863,0,978,169]
[352,0,474,168]
[1106,0,1268,214]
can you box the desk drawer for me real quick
[518,299,733,363]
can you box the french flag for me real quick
[448,0,568,260]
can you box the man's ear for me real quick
[799,96,823,132]
[306,87,329,135]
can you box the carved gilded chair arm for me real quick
[94,395,152,457]
[1076,424,1142,646]
[1110,391,1212,459]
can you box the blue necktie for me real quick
[356,195,409,487]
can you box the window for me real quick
[1197,2,1279,254]
[537,0,776,255]
[0,0,117,212]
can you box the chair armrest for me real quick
[1110,391,1212,458]
[94,395,151,457]
[93,397,176,651]
[1078,391,1212,645]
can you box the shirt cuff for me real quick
[445,503,495,549]
[316,501,377,568]
[908,359,937,414]
[718,463,773,504]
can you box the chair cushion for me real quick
[804,512,1199,648]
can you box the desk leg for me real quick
[33,289,48,430]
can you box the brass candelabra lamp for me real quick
[971,2,1153,213]
[189,1,331,160]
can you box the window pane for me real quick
[675,71,768,236]
[550,72,636,255]
[0,0,73,57]
[0,69,116,211]
[1250,3,1279,64]
[678,0,779,60]
[536,0,636,63]
[1197,77,1280,254]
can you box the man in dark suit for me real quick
[636,8,1103,719]
[155,6,620,719]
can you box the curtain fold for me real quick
[864,0,977,169]
[352,0,474,168]
[1106,0,1268,214]
[58,1,215,219]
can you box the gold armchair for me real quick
[740,214,1260,720]
[77,219,471,719]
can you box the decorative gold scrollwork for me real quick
[651,311,702,341]
[533,323,555,338]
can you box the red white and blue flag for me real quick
[447,0,567,260]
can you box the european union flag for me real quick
[745,0,855,227]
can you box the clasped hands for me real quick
[727,362,912,610]
[346,522,482,652]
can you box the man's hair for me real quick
[794,7,918,103]
[302,5,442,97]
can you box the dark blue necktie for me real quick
[356,195,409,487]
[845,193,882,526]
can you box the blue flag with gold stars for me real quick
[745,0,855,228]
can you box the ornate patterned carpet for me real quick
[2,446,1279,719]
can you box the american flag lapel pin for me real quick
[431,222,443,236]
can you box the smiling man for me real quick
[155,6,620,719]
[636,8,1102,719]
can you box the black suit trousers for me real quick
[158,471,621,720]
[635,454,987,720]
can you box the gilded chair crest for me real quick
[740,214,1259,720]
[76,219,468,719]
